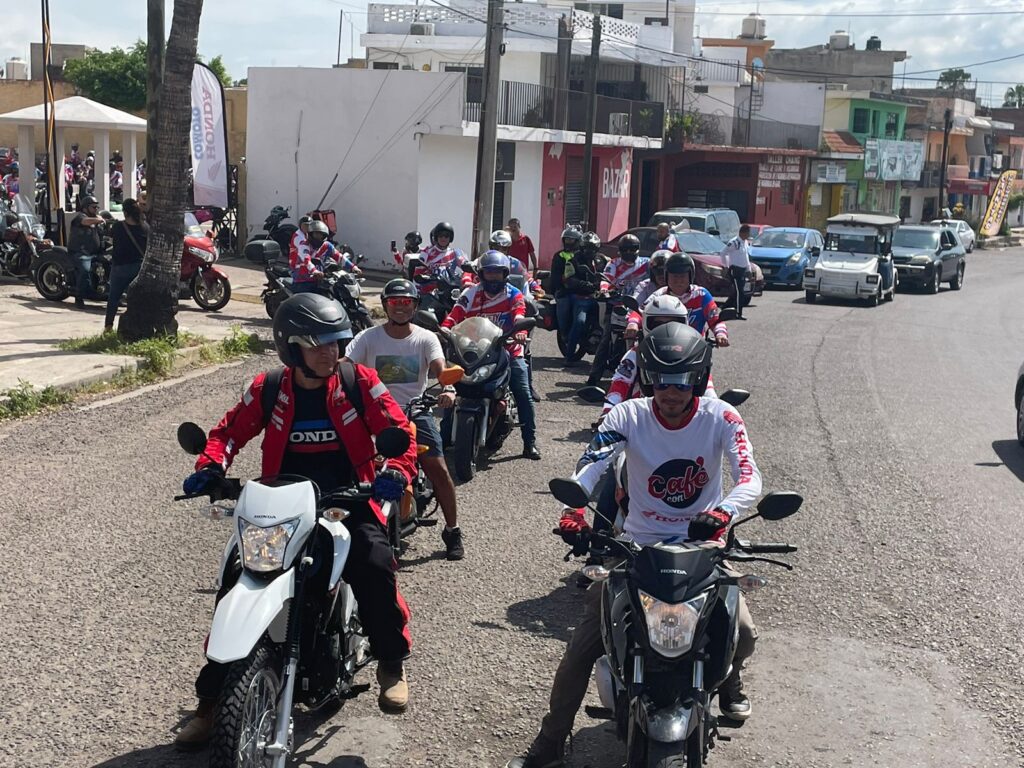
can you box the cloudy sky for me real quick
[3,0,1023,104]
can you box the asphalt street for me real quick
[1,249,1022,768]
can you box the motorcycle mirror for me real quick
[535,269,550,280]
[376,426,411,459]
[757,491,804,521]
[620,296,640,312]
[177,422,208,456]
[438,366,464,386]
[549,477,590,509]
[356,253,365,263]
[413,309,440,332]
[576,386,607,404]
[718,389,750,407]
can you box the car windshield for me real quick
[184,212,205,238]
[677,232,724,253]
[450,317,503,365]
[893,229,939,250]
[825,233,879,254]
[753,230,804,248]
[650,213,706,230]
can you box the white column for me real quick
[94,130,110,211]
[54,126,66,212]
[126,132,138,200]
[15,124,34,214]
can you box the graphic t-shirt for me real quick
[344,325,443,408]
[279,385,354,494]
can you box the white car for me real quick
[804,213,899,306]
[930,218,975,252]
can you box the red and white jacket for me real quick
[441,283,527,357]
[602,256,650,297]
[195,365,418,526]
[412,245,474,294]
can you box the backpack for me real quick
[260,360,364,428]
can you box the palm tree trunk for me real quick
[119,0,205,341]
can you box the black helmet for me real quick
[81,195,99,209]
[272,293,353,369]
[560,226,583,246]
[405,231,422,249]
[637,322,712,397]
[307,220,329,240]
[648,250,671,283]
[665,252,695,280]
[579,231,601,253]
[618,233,641,260]
[430,221,454,245]
[382,278,419,303]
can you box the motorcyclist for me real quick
[506,323,762,768]
[630,249,671,313]
[440,251,540,460]
[655,221,681,252]
[344,278,464,560]
[290,220,359,292]
[585,233,649,386]
[174,294,418,749]
[411,221,473,295]
[490,228,542,401]
[289,213,312,264]
[549,230,603,361]
[392,230,423,270]
[545,225,581,294]
[67,195,106,308]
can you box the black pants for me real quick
[729,266,747,318]
[587,309,615,380]
[195,504,410,700]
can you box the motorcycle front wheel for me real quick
[193,273,232,311]
[453,412,478,482]
[34,258,70,301]
[556,330,586,362]
[264,289,285,319]
[210,644,282,768]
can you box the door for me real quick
[939,230,959,278]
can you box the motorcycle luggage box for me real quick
[539,301,558,331]
[245,238,281,264]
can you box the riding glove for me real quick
[373,468,407,502]
[556,509,591,556]
[183,467,223,496]
[687,508,732,542]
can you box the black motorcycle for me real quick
[550,479,802,768]
[1,211,47,279]
[261,258,373,331]
[246,204,298,256]
[408,256,463,325]
[32,214,113,304]
[536,263,604,362]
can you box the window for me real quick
[780,180,795,205]
[852,108,869,134]
[871,110,880,136]
[372,61,399,70]
[443,63,484,103]
[574,3,623,18]
[644,16,668,25]
[885,112,899,139]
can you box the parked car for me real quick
[647,207,741,241]
[600,227,663,261]
[891,224,966,292]
[675,230,764,307]
[929,218,975,252]
[1016,359,1024,447]
[804,213,898,306]
[749,227,823,288]
[744,223,774,239]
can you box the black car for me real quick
[1016,359,1024,447]
[891,225,966,293]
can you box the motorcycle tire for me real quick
[453,413,478,482]
[265,290,285,319]
[192,273,232,312]
[557,330,587,362]
[210,644,282,768]
[387,509,403,556]
[33,258,70,301]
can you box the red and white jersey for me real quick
[442,283,527,357]
[289,230,310,263]
[413,245,473,294]
[574,396,761,545]
[603,256,650,297]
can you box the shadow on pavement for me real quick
[988,440,1024,483]
[506,575,586,643]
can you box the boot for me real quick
[377,662,408,712]
[174,697,215,751]
[441,526,465,561]
[718,665,751,720]
[523,442,541,461]
[505,732,565,768]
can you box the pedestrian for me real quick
[655,222,680,252]
[721,224,752,320]
[506,217,537,274]
[68,195,106,308]
[104,198,148,332]
[110,161,124,204]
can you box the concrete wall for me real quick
[30,43,89,80]
[765,48,904,92]
[508,141,543,247]
[758,82,825,127]
[417,133,476,255]
[246,67,463,269]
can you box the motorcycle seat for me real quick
[269,264,291,277]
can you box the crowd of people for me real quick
[174,212,766,768]
[0,145,145,210]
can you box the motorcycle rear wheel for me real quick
[192,273,232,311]
[34,259,69,301]
[453,413,478,482]
[264,290,285,319]
[557,330,587,362]
[210,644,282,768]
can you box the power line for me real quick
[695,8,1024,17]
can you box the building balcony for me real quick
[463,77,665,140]
[689,57,746,85]
[680,112,819,151]
[919,161,942,188]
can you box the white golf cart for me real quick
[803,213,899,306]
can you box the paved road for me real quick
[1,250,1022,767]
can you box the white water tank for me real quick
[4,57,28,80]
[829,30,851,50]
[740,13,766,40]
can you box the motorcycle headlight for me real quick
[638,589,708,658]
[450,288,462,301]
[465,363,496,384]
[32,224,47,239]
[188,245,214,263]
[787,251,803,265]
[240,519,298,573]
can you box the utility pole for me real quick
[554,15,571,130]
[580,14,601,230]
[472,0,504,255]
[937,107,952,215]
[336,9,344,66]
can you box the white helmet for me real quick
[642,292,690,335]
[489,229,512,249]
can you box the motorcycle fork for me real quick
[266,555,311,765]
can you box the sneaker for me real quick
[441,526,465,561]
[523,443,541,461]
[74,299,85,309]
[377,662,408,713]
[505,732,565,768]
[719,670,751,721]
[174,698,215,751]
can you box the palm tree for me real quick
[120,0,205,340]
[1003,84,1024,108]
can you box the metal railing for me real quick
[678,113,820,150]
[463,77,664,139]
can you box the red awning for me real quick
[821,130,863,155]
[947,178,992,195]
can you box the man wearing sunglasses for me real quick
[507,323,761,768]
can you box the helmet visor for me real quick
[646,369,700,387]
[291,329,353,348]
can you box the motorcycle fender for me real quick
[318,516,352,591]
[207,570,294,664]
[201,264,230,284]
[215,533,240,590]
[595,655,617,710]
[477,400,490,448]
[640,697,700,743]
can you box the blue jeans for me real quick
[290,280,320,294]
[105,262,141,328]
[557,294,597,358]
[509,355,536,446]
[74,252,94,300]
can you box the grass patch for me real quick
[0,382,74,420]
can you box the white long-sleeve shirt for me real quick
[573,396,761,546]
[721,236,751,270]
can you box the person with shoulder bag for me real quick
[104,198,148,332]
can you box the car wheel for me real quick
[1018,389,1024,447]
[928,265,941,294]
[805,290,817,304]
[950,262,965,290]
[866,284,880,307]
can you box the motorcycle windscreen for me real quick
[631,544,718,604]
[449,316,504,366]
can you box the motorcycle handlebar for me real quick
[741,542,797,554]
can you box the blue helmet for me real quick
[479,250,510,293]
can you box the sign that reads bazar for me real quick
[758,155,802,189]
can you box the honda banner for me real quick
[189,62,229,208]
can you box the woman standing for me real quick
[104,198,148,332]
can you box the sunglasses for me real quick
[386,297,416,307]
[653,382,695,392]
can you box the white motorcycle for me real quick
[175,421,410,768]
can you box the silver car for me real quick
[929,218,976,252]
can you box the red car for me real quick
[675,230,764,308]
[743,223,773,239]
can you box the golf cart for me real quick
[803,212,898,306]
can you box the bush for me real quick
[0,382,73,421]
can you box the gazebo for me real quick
[0,95,146,216]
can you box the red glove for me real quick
[687,508,731,542]
[556,508,591,556]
